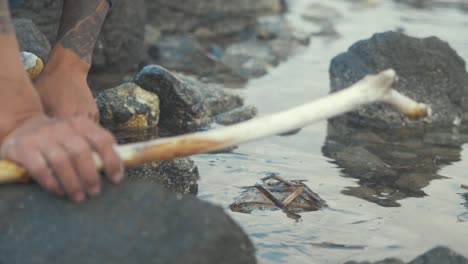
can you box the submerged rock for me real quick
[134,65,249,135]
[0,181,256,264]
[346,246,468,264]
[13,18,51,62]
[127,158,200,194]
[96,82,160,130]
[329,31,468,131]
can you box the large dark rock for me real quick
[134,65,252,135]
[329,31,468,131]
[324,31,468,207]
[346,247,468,264]
[0,181,256,264]
[13,18,51,61]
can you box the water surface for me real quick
[195,1,468,263]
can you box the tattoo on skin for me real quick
[0,0,13,34]
[57,0,109,63]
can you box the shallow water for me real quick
[194,1,468,263]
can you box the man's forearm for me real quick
[53,0,110,66]
[0,0,44,142]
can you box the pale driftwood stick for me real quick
[0,69,430,184]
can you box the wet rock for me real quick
[13,18,51,62]
[215,105,258,125]
[329,31,468,131]
[96,82,160,130]
[347,246,468,264]
[127,158,200,194]
[134,65,245,135]
[0,181,256,264]
[147,0,283,36]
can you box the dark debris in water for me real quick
[305,242,366,250]
[229,174,327,220]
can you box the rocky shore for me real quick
[6,0,468,263]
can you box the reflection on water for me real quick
[322,122,468,207]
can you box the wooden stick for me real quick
[0,69,430,184]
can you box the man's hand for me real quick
[34,60,99,121]
[0,115,123,203]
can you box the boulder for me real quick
[324,31,468,207]
[13,18,51,62]
[329,31,468,131]
[134,65,246,135]
[0,181,256,264]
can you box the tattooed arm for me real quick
[34,0,111,120]
[0,0,123,202]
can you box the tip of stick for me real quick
[405,103,431,120]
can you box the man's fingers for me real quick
[61,136,101,197]
[70,117,123,183]
[41,144,85,203]
[14,148,64,197]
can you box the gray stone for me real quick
[329,31,468,131]
[127,158,200,194]
[215,105,258,125]
[13,18,51,62]
[96,82,160,130]
[0,181,256,264]
[134,65,245,135]
[146,0,283,35]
